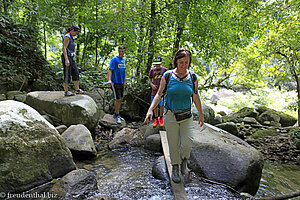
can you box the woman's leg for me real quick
[165,111,181,165]
[179,117,194,160]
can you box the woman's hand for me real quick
[151,83,157,90]
[107,80,112,87]
[65,59,70,67]
[198,113,204,127]
[144,111,153,124]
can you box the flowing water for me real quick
[255,162,300,199]
[10,147,300,200]
[77,147,300,200]
[77,147,243,200]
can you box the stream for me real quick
[10,147,299,200]
[74,147,300,200]
[256,162,300,200]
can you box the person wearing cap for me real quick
[149,56,167,127]
[107,45,126,124]
[62,25,85,96]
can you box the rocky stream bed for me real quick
[246,131,300,165]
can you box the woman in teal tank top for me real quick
[144,48,205,183]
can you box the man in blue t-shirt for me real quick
[107,45,126,124]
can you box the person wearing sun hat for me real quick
[148,56,167,127]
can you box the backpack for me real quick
[162,70,197,97]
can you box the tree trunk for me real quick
[296,75,300,126]
[95,31,98,68]
[289,56,299,126]
[174,26,185,54]
[136,0,146,77]
[80,26,89,69]
[3,0,7,14]
[146,0,157,74]
[95,1,98,68]
[173,0,190,54]
[43,22,47,60]
[76,24,82,65]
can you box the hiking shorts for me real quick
[111,83,124,100]
[62,54,79,83]
[151,95,164,106]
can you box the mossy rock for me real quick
[0,100,76,193]
[25,91,99,131]
[252,129,280,139]
[222,107,258,123]
[257,111,280,124]
[6,90,24,100]
[0,94,6,101]
[255,106,269,115]
[289,128,300,137]
[257,108,297,127]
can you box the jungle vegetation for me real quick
[0,0,299,122]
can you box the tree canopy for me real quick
[0,0,299,121]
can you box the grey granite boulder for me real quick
[108,128,143,150]
[189,123,264,196]
[25,91,99,131]
[144,134,162,152]
[51,169,98,199]
[62,124,97,157]
[99,114,126,132]
[222,107,258,123]
[0,100,76,193]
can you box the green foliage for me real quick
[0,0,299,123]
[213,87,297,119]
[289,129,300,137]
[0,16,61,92]
[79,69,108,90]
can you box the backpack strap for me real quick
[189,71,198,94]
[162,71,172,97]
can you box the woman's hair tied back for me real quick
[173,47,192,68]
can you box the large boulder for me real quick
[256,106,297,127]
[121,94,141,120]
[215,122,241,138]
[189,123,264,196]
[0,100,76,193]
[50,169,98,199]
[108,128,143,150]
[222,107,258,123]
[99,114,126,132]
[257,110,281,125]
[192,104,215,124]
[143,123,165,139]
[144,134,162,152]
[25,91,99,131]
[61,124,97,157]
